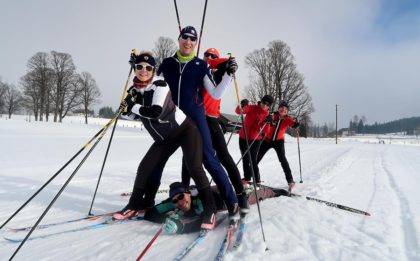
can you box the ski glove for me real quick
[163,215,183,235]
[127,86,139,98]
[152,79,167,87]
[129,56,136,69]
[240,99,249,108]
[292,120,300,129]
[226,57,238,76]
[119,96,135,115]
[265,114,274,123]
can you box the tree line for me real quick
[2,37,314,128]
[0,51,100,124]
[349,115,420,135]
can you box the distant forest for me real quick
[349,116,420,135]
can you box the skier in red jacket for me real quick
[236,95,273,184]
[258,100,299,191]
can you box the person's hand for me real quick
[153,79,167,87]
[240,99,249,108]
[226,57,238,76]
[127,86,138,97]
[264,114,273,123]
[119,97,135,115]
[163,215,182,234]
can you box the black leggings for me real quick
[182,116,244,194]
[257,139,294,184]
[128,119,214,212]
[239,137,262,183]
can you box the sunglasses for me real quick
[135,64,154,72]
[204,52,218,59]
[171,193,185,204]
[180,34,197,42]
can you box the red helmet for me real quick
[204,48,221,59]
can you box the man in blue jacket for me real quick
[158,26,240,221]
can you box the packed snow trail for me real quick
[0,116,419,260]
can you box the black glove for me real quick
[119,96,135,115]
[129,53,137,68]
[240,99,249,108]
[292,120,300,128]
[226,57,238,76]
[265,114,273,123]
[152,79,167,87]
[127,86,138,98]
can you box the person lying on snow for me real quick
[143,182,289,234]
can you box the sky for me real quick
[1,0,420,128]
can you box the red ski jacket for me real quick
[203,89,221,117]
[236,104,269,140]
[264,114,297,141]
[202,58,229,118]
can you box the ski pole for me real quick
[232,73,268,249]
[296,129,303,183]
[136,226,163,260]
[87,50,136,215]
[225,114,241,146]
[290,193,371,216]
[235,124,267,166]
[225,52,240,147]
[0,116,117,231]
[196,0,209,57]
[9,123,113,260]
[173,0,182,33]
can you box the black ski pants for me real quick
[182,116,244,195]
[239,137,262,183]
[257,139,294,184]
[128,118,216,215]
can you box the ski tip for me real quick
[299,181,303,183]
[4,237,21,243]
[365,212,372,216]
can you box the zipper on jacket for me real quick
[272,117,283,142]
[172,57,191,106]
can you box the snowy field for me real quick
[0,115,419,261]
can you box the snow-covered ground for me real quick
[0,115,419,261]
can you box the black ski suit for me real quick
[121,77,216,216]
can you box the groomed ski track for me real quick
[0,116,419,260]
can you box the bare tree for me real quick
[50,51,77,122]
[26,52,53,121]
[21,71,41,120]
[245,40,314,120]
[0,78,7,114]
[61,74,84,121]
[4,83,22,119]
[153,36,177,67]
[78,72,101,124]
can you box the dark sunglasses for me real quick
[135,64,154,72]
[204,52,218,59]
[180,34,197,42]
[171,193,185,204]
